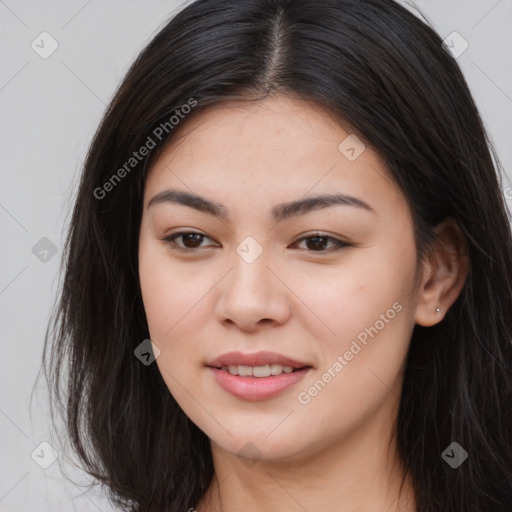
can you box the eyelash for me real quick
[162,231,349,253]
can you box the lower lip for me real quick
[207,367,311,400]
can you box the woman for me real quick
[43,0,512,510]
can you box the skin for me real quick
[138,95,468,512]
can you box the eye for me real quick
[290,233,349,252]
[162,231,349,253]
[163,231,218,251]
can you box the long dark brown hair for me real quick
[41,0,512,510]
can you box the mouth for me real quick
[210,363,311,377]
[206,350,313,376]
[206,351,313,400]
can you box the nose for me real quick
[214,249,292,332]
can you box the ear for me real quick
[414,217,469,327]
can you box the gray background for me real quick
[0,1,511,510]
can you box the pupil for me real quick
[307,236,327,251]
[184,233,202,248]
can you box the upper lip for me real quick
[206,351,312,369]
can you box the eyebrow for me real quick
[147,188,376,222]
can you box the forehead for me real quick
[151,95,362,170]
[143,95,406,219]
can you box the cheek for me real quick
[138,248,209,402]
[293,242,417,416]
[292,271,414,446]
[297,247,416,347]
[139,240,205,344]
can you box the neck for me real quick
[196,399,416,512]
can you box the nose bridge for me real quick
[216,236,290,328]
[228,237,274,300]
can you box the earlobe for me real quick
[414,218,469,327]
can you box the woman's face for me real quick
[138,95,422,461]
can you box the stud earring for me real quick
[435,307,441,312]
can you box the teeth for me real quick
[238,365,253,377]
[253,364,271,377]
[270,364,283,375]
[222,364,297,377]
